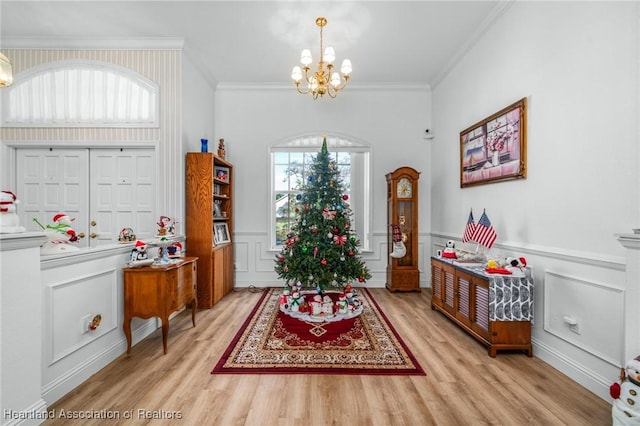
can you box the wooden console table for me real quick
[123,257,198,354]
[431,257,533,357]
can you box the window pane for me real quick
[274,165,289,191]
[270,137,371,251]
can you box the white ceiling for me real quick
[1,1,507,87]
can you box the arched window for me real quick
[2,60,159,127]
[270,134,372,251]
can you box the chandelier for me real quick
[291,17,352,99]
[0,52,13,88]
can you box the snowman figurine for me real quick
[611,354,640,425]
[442,240,457,259]
[0,190,26,233]
[37,213,80,255]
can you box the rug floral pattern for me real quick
[212,288,425,375]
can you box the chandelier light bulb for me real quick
[291,66,303,82]
[300,49,313,66]
[330,72,341,87]
[0,52,13,88]
[323,47,336,64]
[340,59,352,75]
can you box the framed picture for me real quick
[215,166,229,183]
[213,222,231,245]
[214,200,222,218]
[460,97,527,187]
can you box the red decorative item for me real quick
[348,250,354,256]
[321,258,327,266]
[358,277,364,283]
[610,382,621,399]
[279,256,285,262]
[342,194,349,200]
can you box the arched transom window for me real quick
[2,60,159,127]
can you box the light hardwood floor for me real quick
[45,288,612,425]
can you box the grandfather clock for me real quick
[386,167,420,292]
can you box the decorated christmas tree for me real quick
[274,137,371,291]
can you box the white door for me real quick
[16,148,90,248]
[89,148,156,247]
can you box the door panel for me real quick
[17,148,90,248]
[90,148,156,247]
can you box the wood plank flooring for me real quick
[45,288,612,425]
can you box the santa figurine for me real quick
[0,190,26,233]
[611,355,640,425]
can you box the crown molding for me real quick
[431,0,514,89]
[215,82,431,93]
[3,36,184,50]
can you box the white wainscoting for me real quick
[430,233,626,402]
[544,271,624,367]
[233,231,431,289]
[40,246,159,405]
[46,269,119,365]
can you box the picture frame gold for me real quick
[460,97,527,187]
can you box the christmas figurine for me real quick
[442,240,457,259]
[611,354,640,425]
[130,240,148,262]
[389,224,406,258]
[0,190,26,233]
[34,213,81,255]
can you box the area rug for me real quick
[211,288,425,375]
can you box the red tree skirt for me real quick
[211,288,425,376]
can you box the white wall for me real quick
[430,1,639,400]
[213,85,431,287]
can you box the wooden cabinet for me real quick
[385,167,421,292]
[123,257,198,354]
[431,257,532,357]
[186,153,234,308]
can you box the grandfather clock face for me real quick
[396,177,413,199]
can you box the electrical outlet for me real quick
[569,322,581,335]
[80,314,91,334]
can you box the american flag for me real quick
[472,211,497,248]
[462,210,476,243]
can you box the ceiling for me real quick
[1,1,506,88]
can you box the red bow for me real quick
[333,235,347,245]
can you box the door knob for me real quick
[90,220,97,226]
[78,232,86,239]
[90,232,98,238]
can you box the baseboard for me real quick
[532,337,614,403]
[42,321,158,405]
[2,398,48,426]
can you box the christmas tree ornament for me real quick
[342,194,349,200]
